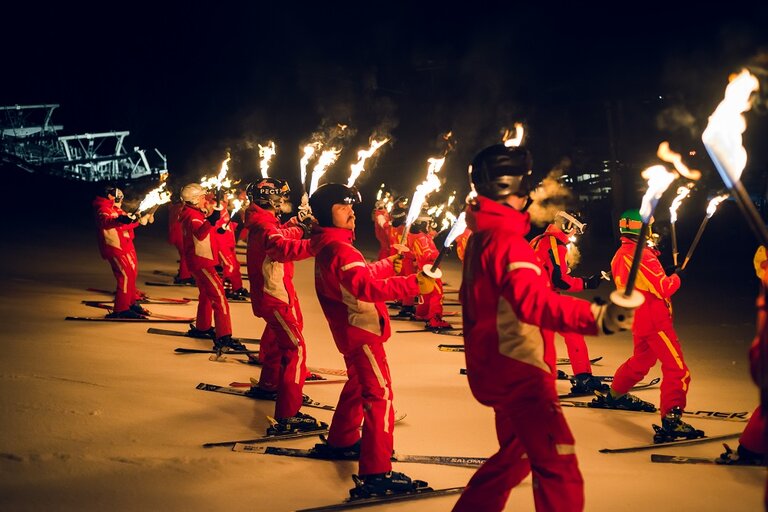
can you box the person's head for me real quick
[390,205,408,228]
[309,183,362,230]
[469,144,535,210]
[618,209,652,238]
[410,208,433,234]
[180,183,207,208]
[99,184,124,203]
[555,211,585,236]
[246,178,290,211]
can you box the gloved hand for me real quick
[117,214,135,224]
[673,266,685,278]
[663,264,677,275]
[592,296,638,335]
[297,207,314,224]
[207,209,221,225]
[583,274,602,290]
[388,254,403,274]
[298,221,312,239]
[417,271,436,295]
[216,227,226,234]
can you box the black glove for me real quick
[298,221,312,239]
[216,227,226,234]
[117,214,135,224]
[673,266,685,278]
[583,274,602,290]
[214,265,224,275]
[207,209,221,225]
[663,264,677,275]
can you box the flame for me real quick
[258,141,276,178]
[441,210,457,232]
[705,193,729,218]
[669,184,693,223]
[447,191,456,206]
[230,197,245,217]
[347,138,389,187]
[639,164,676,222]
[200,155,232,190]
[657,142,701,180]
[376,183,385,201]
[701,69,760,187]
[405,157,445,227]
[300,144,320,190]
[503,123,525,147]
[136,182,172,213]
[443,212,467,247]
[308,148,341,196]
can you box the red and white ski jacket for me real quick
[212,205,237,251]
[245,204,311,313]
[310,226,419,355]
[460,196,599,403]
[93,195,139,259]
[406,231,439,270]
[530,224,584,293]
[179,204,222,272]
[611,236,680,336]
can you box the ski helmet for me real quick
[469,144,535,199]
[390,205,408,228]
[180,183,206,205]
[410,208,433,233]
[309,183,362,228]
[618,209,643,235]
[246,178,290,209]
[555,211,585,235]
[99,184,123,202]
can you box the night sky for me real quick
[4,4,768,204]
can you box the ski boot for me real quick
[213,335,248,352]
[591,389,656,412]
[424,315,453,331]
[266,412,328,436]
[652,407,705,443]
[394,305,416,318]
[715,443,765,466]
[187,324,215,339]
[173,276,196,286]
[106,309,147,319]
[245,386,278,400]
[306,372,326,382]
[227,287,250,300]
[349,471,430,500]
[570,373,609,395]
[556,369,570,380]
[130,302,151,316]
[312,436,361,460]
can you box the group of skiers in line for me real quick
[92,142,766,511]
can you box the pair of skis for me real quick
[66,302,194,323]
[85,288,190,304]
[147,327,261,345]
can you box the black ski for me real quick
[83,296,189,305]
[558,377,660,399]
[439,344,464,351]
[175,348,259,355]
[232,444,486,468]
[147,327,260,344]
[182,296,251,303]
[557,370,614,382]
[561,400,751,423]
[195,382,336,410]
[650,453,766,466]
[85,288,189,304]
[81,302,193,321]
[557,356,603,365]
[66,316,191,323]
[296,487,464,512]
[600,432,741,453]
[397,327,460,334]
[203,429,327,448]
[144,280,197,287]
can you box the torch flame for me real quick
[200,155,232,190]
[657,142,701,181]
[639,164,676,222]
[308,148,342,196]
[300,144,320,191]
[376,183,385,201]
[503,123,525,147]
[230,197,244,217]
[136,182,172,213]
[669,185,693,223]
[405,157,445,227]
[701,69,760,187]
[443,211,467,247]
[258,141,277,179]
[347,138,389,187]
[705,193,729,218]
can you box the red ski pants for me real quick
[192,267,232,338]
[218,248,243,291]
[108,253,138,312]
[415,279,443,320]
[740,405,765,454]
[452,379,584,512]
[173,240,192,279]
[327,342,395,476]
[611,326,690,417]
[542,330,593,375]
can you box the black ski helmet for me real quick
[309,183,362,227]
[98,183,123,201]
[469,144,535,200]
[246,178,290,209]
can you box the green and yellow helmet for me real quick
[618,209,644,235]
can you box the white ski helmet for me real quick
[181,183,206,205]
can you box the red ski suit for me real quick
[453,196,600,512]
[610,236,687,418]
[213,205,243,292]
[455,228,471,262]
[167,201,191,280]
[93,195,140,312]
[406,230,444,320]
[310,225,419,476]
[179,204,231,338]
[245,204,312,419]
[531,224,593,375]
[372,208,392,260]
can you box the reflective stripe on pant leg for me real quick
[274,309,305,385]
[201,268,231,336]
[362,344,392,433]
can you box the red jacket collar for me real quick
[466,195,531,237]
[310,225,355,254]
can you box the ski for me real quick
[389,311,461,321]
[195,382,335,411]
[182,296,251,303]
[226,359,348,376]
[561,400,751,423]
[147,327,260,345]
[650,453,766,466]
[203,429,328,448]
[152,270,177,278]
[296,486,464,512]
[85,288,189,304]
[557,356,603,365]
[232,444,486,468]
[228,376,346,386]
[396,327,460,334]
[557,370,614,382]
[144,280,197,287]
[558,377,660,399]
[175,347,259,355]
[600,432,742,453]
[81,302,194,321]
[438,344,464,351]
[66,316,191,323]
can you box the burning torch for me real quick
[347,138,389,187]
[668,185,693,267]
[421,211,467,279]
[680,194,729,271]
[258,141,276,179]
[133,181,172,221]
[200,155,232,209]
[400,156,446,245]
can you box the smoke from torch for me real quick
[347,138,389,187]
[258,141,276,178]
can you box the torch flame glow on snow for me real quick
[136,182,172,213]
[639,164,676,222]
[669,185,693,224]
[503,123,525,147]
[258,141,276,178]
[705,193,729,218]
[702,69,759,187]
[347,138,389,187]
[657,142,702,181]
[308,148,341,196]
[404,157,445,228]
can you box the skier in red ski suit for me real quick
[372,201,392,261]
[213,201,249,300]
[308,183,436,499]
[243,178,326,435]
[594,209,703,442]
[178,183,245,353]
[167,196,194,285]
[530,212,603,393]
[388,201,417,318]
[453,144,638,512]
[93,185,146,319]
